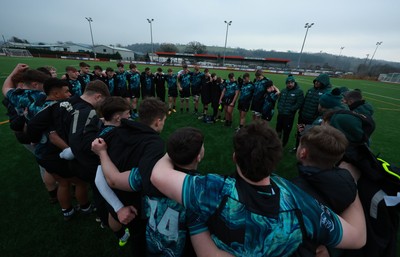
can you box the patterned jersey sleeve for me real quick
[182,174,231,225]
[6,88,18,106]
[128,167,142,191]
[280,177,343,247]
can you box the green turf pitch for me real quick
[0,56,398,256]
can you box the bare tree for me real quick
[158,43,178,52]
[184,41,207,54]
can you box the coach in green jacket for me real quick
[276,75,304,147]
[292,73,331,151]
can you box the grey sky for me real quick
[1,0,399,63]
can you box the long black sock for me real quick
[114,227,125,239]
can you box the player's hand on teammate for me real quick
[117,205,138,224]
[91,138,108,155]
[11,63,29,75]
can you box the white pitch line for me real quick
[378,107,400,111]
[363,92,400,102]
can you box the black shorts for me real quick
[250,99,263,113]
[69,159,96,182]
[191,87,201,97]
[168,89,178,98]
[130,87,141,99]
[118,87,130,98]
[222,97,233,106]
[238,101,251,112]
[180,87,191,98]
[36,157,74,178]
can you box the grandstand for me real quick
[155,52,290,68]
[2,48,33,57]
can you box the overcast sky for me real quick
[1,0,399,63]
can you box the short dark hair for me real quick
[43,78,69,95]
[84,80,110,97]
[145,67,150,72]
[129,64,137,69]
[100,96,131,121]
[204,68,209,73]
[18,69,50,84]
[234,120,282,182]
[167,127,204,166]
[79,62,90,68]
[300,125,348,168]
[157,67,162,72]
[138,97,168,126]
[106,67,114,73]
[255,69,263,77]
[117,62,124,68]
[94,65,103,71]
[344,90,362,102]
[167,68,173,72]
[66,66,77,72]
[36,67,52,77]
[243,73,250,79]
[228,73,235,79]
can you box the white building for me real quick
[57,43,93,52]
[94,45,135,60]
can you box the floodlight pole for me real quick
[147,18,154,58]
[85,17,96,59]
[364,54,370,65]
[223,20,232,67]
[368,41,383,67]
[297,22,314,69]
[334,46,345,70]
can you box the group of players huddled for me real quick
[62,61,284,129]
[2,60,398,257]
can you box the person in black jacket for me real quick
[276,75,304,147]
[324,111,398,257]
[154,67,166,102]
[292,73,331,152]
[56,80,110,220]
[291,125,358,257]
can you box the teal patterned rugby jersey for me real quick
[182,173,343,256]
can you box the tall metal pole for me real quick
[339,46,345,57]
[85,17,96,59]
[368,41,383,67]
[334,46,345,70]
[297,22,314,69]
[147,18,154,58]
[223,20,232,67]
[364,54,370,65]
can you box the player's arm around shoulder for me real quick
[2,63,29,96]
[91,138,132,191]
[336,192,366,249]
[151,153,186,204]
[191,231,235,257]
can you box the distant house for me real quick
[94,45,135,60]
